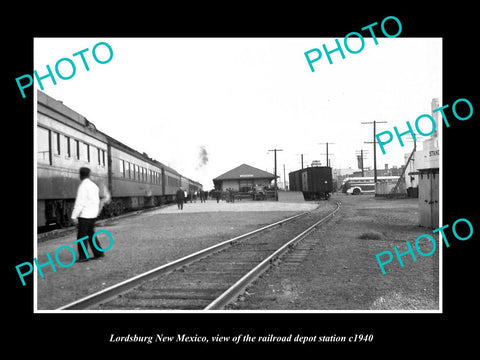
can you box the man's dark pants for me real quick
[177,199,183,210]
[77,217,103,260]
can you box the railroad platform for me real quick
[147,199,317,214]
[277,191,305,203]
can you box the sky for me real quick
[34,37,442,190]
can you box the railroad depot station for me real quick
[213,163,277,192]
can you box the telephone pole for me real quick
[362,121,387,184]
[318,142,335,167]
[268,148,283,200]
[296,153,306,169]
[355,149,368,177]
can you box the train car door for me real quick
[301,171,308,192]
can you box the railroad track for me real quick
[58,201,341,311]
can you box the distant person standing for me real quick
[71,167,104,262]
[176,187,185,210]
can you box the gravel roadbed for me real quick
[231,194,440,311]
[35,200,318,310]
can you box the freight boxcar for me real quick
[288,166,332,200]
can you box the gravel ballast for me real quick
[230,193,440,311]
[35,199,317,310]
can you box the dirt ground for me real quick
[35,199,316,310]
[232,193,440,311]
[35,195,439,311]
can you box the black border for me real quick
[6,5,478,353]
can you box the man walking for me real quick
[176,187,185,210]
[71,167,104,262]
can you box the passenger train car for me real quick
[37,91,202,229]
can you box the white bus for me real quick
[342,176,400,195]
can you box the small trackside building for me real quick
[415,98,440,228]
[213,164,276,192]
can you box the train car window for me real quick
[102,150,106,166]
[37,127,51,165]
[75,140,80,160]
[65,136,71,158]
[82,143,90,162]
[126,162,131,179]
[119,159,124,177]
[54,132,61,155]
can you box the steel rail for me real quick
[204,201,341,310]
[57,209,312,310]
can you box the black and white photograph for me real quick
[7,6,478,353]
[33,36,442,313]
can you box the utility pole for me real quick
[319,142,335,167]
[296,153,306,169]
[362,121,387,184]
[268,148,283,200]
[355,149,368,177]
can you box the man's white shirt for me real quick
[71,178,100,220]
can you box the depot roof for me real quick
[213,164,277,181]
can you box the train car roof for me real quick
[103,132,178,172]
[37,90,108,143]
[288,166,332,175]
[37,90,201,185]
